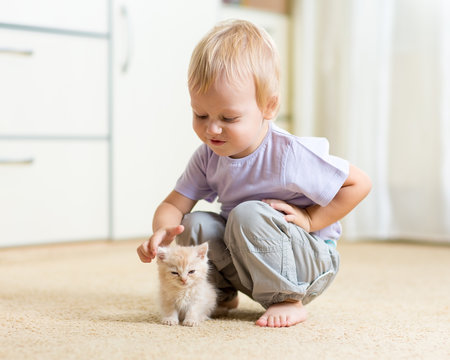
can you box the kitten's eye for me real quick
[188,270,196,275]
[171,271,179,276]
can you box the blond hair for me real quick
[188,19,280,113]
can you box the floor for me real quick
[1,239,449,359]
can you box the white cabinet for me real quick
[0,142,108,247]
[0,0,108,34]
[0,29,108,136]
[111,0,220,238]
[0,1,109,247]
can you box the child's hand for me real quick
[136,225,184,263]
[263,199,312,232]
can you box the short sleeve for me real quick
[174,145,217,203]
[284,137,349,206]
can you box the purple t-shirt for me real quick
[175,124,349,241]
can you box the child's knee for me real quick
[227,200,270,232]
[229,199,266,216]
[225,200,285,249]
[178,211,226,246]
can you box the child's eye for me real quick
[195,114,208,120]
[222,116,237,122]
[188,270,196,275]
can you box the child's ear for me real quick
[263,95,279,120]
[196,242,209,260]
[157,247,168,261]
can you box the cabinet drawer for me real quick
[0,29,108,137]
[0,0,108,34]
[0,141,109,246]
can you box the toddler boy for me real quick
[137,19,371,327]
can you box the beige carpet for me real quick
[1,239,449,360]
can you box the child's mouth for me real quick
[210,139,226,146]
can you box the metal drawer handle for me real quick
[0,158,34,165]
[0,48,34,56]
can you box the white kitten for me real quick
[156,242,217,326]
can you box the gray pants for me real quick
[177,200,340,308]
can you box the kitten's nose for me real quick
[181,278,187,284]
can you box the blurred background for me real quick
[0,0,449,247]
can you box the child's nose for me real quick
[206,120,222,135]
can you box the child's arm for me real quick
[137,190,197,263]
[264,164,372,232]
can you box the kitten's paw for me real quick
[161,317,179,326]
[182,318,200,327]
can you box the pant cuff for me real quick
[259,293,305,309]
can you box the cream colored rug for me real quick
[1,239,449,359]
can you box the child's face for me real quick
[190,74,269,159]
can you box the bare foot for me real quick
[256,300,307,328]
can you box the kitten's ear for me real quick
[197,242,209,260]
[157,247,168,261]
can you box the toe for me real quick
[284,316,292,327]
[267,315,275,327]
[273,316,281,328]
[256,316,268,327]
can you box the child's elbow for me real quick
[359,170,372,199]
[348,164,372,200]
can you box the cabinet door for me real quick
[112,0,220,238]
[0,141,109,247]
[0,0,108,34]
[0,29,108,137]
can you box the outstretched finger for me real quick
[149,225,185,257]
[167,225,185,238]
[149,234,164,258]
